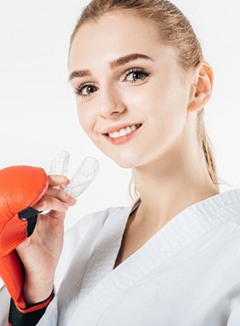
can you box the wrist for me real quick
[9,290,54,325]
[23,278,54,306]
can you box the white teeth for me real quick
[108,124,141,139]
[119,128,127,136]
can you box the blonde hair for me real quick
[70,0,229,200]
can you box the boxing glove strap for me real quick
[18,207,41,237]
[9,290,54,326]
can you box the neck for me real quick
[131,139,219,233]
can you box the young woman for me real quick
[1,0,240,325]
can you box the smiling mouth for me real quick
[104,124,142,139]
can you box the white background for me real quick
[0,0,240,230]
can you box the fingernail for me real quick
[52,175,66,180]
[69,197,76,204]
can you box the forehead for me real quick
[68,12,177,71]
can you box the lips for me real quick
[102,123,143,145]
[102,123,142,135]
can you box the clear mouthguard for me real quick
[49,151,99,198]
[49,151,70,177]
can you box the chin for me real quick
[98,145,142,168]
[110,154,140,169]
[115,161,135,169]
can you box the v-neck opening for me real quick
[68,188,240,325]
[110,188,240,274]
[113,197,141,269]
[112,190,233,270]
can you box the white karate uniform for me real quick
[1,189,240,325]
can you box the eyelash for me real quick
[74,68,150,98]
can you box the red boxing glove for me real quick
[0,166,48,310]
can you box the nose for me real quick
[98,85,126,119]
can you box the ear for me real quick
[187,62,214,112]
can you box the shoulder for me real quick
[204,188,240,226]
[223,188,240,226]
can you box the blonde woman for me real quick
[1,0,240,325]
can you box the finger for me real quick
[46,209,66,220]
[44,188,76,205]
[33,187,76,212]
[33,200,46,212]
[48,175,70,187]
[33,197,70,213]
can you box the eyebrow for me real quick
[68,53,153,82]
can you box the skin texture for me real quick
[68,12,219,265]
[15,10,219,303]
[17,176,76,304]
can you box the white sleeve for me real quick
[36,295,58,326]
[0,285,10,326]
[227,301,240,326]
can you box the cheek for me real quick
[143,80,189,140]
[77,106,95,137]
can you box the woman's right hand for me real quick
[16,175,76,306]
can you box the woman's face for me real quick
[68,12,194,169]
